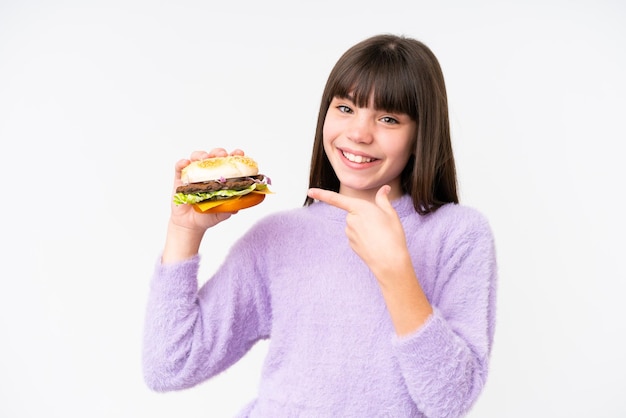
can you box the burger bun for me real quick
[182,155,259,184]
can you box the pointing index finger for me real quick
[307,188,354,212]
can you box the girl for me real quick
[143,34,497,417]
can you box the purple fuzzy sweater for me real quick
[143,195,497,417]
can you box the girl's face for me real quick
[323,95,416,202]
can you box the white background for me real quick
[1,0,625,417]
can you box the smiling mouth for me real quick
[342,150,376,164]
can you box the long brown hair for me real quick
[304,34,458,214]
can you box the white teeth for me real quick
[342,151,374,163]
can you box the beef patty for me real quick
[176,175,265,194]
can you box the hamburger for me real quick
[173,155,272,213]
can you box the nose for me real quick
[347,114,374,144]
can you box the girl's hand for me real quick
[307,185,410,281]
[162,148,245,264]
[169,148,245,233]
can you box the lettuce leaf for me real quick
[173,183,268,205]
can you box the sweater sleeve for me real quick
[392,211,497,418]
[142,235,272,392]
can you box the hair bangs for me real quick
[329,50,418,119]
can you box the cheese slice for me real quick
[193,196,242,212]
[250,187,274,195]
[191,189,273,212]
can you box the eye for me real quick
[380,116,399,124]
[337,105,353,114]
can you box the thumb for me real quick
[375,185,394,212]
